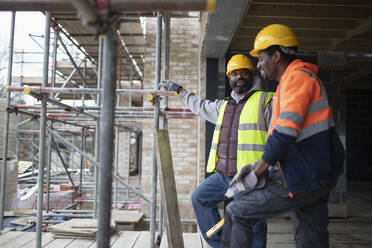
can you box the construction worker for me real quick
[221,24,345,248]
[161,54,274,248]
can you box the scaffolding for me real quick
[0,1,213,248]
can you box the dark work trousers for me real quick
[221,180,334,248]
[191,172,267,248]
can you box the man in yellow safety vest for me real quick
[162,54,276,248]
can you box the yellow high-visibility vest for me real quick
[207,91,274,173]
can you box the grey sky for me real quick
[0,11,46,77]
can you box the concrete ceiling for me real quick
[204,0,372,86]
[203,0,251,58]
[230,0,372,54]
[205,0,372,56]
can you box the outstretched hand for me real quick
[160,80,182,93]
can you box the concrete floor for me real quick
[266,182,372,248]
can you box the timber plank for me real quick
[65,239,95,248]
[183,233,203,248]
[21,232,55,248]
[112,210,143,224]
[132,231,150,248]
[110,231,140,248]
[43,238,74,248]
[155,129,184,248]
[3,232,37,248]
[0,231,25,245]
[160,233,203,248]
[70,218,115,229]
[88,233,120,248]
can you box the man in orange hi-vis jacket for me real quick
[221,24,345,248]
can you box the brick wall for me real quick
[141,17,205,219]
[118,131,129,179]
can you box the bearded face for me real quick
[229,69,253,94]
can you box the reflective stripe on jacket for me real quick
[268,67,332,140]
[207,91,274,173]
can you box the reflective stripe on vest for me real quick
[207,91,273,173]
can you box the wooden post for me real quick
[154,129,184,248]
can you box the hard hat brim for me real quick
[249,49,259,58]
[226,65,255,76]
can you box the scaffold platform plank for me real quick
[1,227,372,248]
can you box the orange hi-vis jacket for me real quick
[262,60,344,194]
[268,60,332,139]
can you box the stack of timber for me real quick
[49,218,116,239]
[112,210,144,230]
[48,211,143,239]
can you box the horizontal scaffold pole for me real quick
[0,0,216,12]
[10,107,94,129]
[10,104,192,113]
[47,127,151,203]
[6,86,175,96]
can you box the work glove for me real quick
[160,80,182,95]
[230,160,259,186]
[225,161,261,198]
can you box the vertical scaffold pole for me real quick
[158,13,170,240]
[114,90,121,208]
[127,69,133,197]
[97,25,117,248]
[45,122,53,213]
[114,119,120,208]
[116,44,122,207]
[150,12,162,248]
[0,11,15,230]
[32,119,36,175]
[79,127,86,196]
[15,113,20,160]
[36,12,51,248]
[46,28,58,213]
[94,36,103,218]
[114,45,122,209]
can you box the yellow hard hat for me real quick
[250,24,299,57]
[226,54,254,76]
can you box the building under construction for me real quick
[0,0,372,247]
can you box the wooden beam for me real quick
[253,0,372,7]
[347,15,372,38]
[332,15,372,50]
[155,129,184,248]
[231,36,372,52]
[248,4,372,20]
[242,16,357,30]
[237,28,349,39]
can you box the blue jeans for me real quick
[191,172,267,248]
